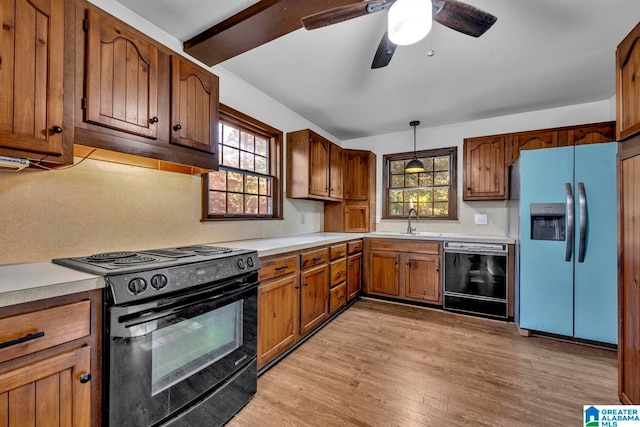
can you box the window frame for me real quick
[201,104,283,221]
[382,147,458,220]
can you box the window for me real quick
[382,147,457,220]
[203,104,283,220]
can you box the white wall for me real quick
[343,100,615,235]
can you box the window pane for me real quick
[255,156,267,174]
[258,177,269,195]
[259,196,269,214]
[245,195,258,214]
[255,137,268,156]
[208,191,226,214]
[434,156,449,171]
[222,126,240,148]
[391,174,404,188]
[421,158,434,171]
[209,171,226,191]
[240,151,255,171]
[418,204,433,216]
[246,175,258,194]
[240,132,254,152]
[228,172,243,193]
[434,202,448,216]
[405,173,419,188]
[434,171,449,185]
[419,189,433,203]
[227,193,243,214]
[434,188,449,201]
[405,189,418,203]
[223,146,239,168]
[390,203,404,216]
[390,189,404,203]
[390,160,405,174]
[419,173,434,186]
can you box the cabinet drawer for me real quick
[369,239,439,255]
[330,244,347,260]
[330,259,347,287]
[0,301,91,363]
[258,255,298,281]
[329,283,347,315]
[301,248,329,270]
[348,240,363,254]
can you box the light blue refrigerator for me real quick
[518,142,617,344]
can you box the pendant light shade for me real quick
[388,0,433,46]
[405,120,425,173]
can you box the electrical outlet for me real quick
[475,213,488,225]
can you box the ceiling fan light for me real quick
[405,157,425,173]
[388,0,432,46]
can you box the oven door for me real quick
[105,275,257,427]
[443,251,507,299]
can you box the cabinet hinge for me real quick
[81,98,87,110]
[83,19,88,32]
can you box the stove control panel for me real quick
[107,252,260,305]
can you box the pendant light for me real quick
[405,121,425,173]
[388,0,433,46]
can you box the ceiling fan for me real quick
[301,0,497,69]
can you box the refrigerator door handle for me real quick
[565,183,574,262]
[577,182,587,263]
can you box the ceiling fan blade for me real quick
[432,0,497,37]
[301,1,388,30]
[371,32,397,69]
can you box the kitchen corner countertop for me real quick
[0,262,105,307]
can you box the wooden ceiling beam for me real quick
[183,0,361,66]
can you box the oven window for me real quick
[150,301,243,395]
[444,253,507,299]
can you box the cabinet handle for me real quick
[406,261,411,266]
[336,270,346,275]
[51,126,62,134]
[303,283,308,287]
[394,260,398,265]
[0,331,45,350]
[79,373,92,384]
[173,124,182,131]
[312,256,323,261]
[294,285,300,289]
[149,116,159,123]
[274,265,288,271]
[336,250,345,254]
[337,295,345,300]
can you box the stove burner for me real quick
[86,252,137,262]
[176,246,233,254]
[112,256,157,265]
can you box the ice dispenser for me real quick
[530,203,566,241]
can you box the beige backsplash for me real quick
[0,158,323,265]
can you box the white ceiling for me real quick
[114,0,640,140]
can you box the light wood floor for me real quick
[229,299,618,426]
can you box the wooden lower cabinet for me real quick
[365,239,442,305]
[300,264,329,336]
[329,282,347,314]
[0,346,91,426]
[347,252,363,300]
[257,274,299,368]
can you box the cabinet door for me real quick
[345,151,369,200]
[368,251,399,296]
[0,346,91,426]
[347,252,362,301]
[329,144,344,199]
[617,22,640,141]
[257,275,299,368]
[403,254,441,303]
[463,136,506,200]
[84,9,159,139]
[308,135,330,198]
[568,122,616,146]
[170,56,218,153]
[510,130,558,163]
[345,203,369,232]
[299,264,329,335]
[0,0,64,155]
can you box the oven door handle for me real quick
[119,283,255,330]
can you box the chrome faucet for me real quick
[407,208,419,234]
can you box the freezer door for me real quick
[519,146,574,336]
[573,142,618,344]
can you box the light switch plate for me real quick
[475,213,488,225]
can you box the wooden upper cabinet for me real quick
[345,150,369,200]
[569,122,616,146]
[84,8,159,139]
[286,129,343,201]
[617,22,640,141]
[0,0,65,157]
[170,56,218,153]
[463,135,506,200]
[329,144,344,199]
[509,130,558,164]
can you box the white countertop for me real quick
[0,231,513,306]
[0,262,104,307]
